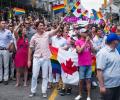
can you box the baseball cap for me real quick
[106,33,120,43]
[80,28,87,33]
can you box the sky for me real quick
[81,0,109,12]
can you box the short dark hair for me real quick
[35,20,45,28]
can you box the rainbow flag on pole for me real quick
[97,11,103,19]
[71,1,87,17]
[52,4,65,14]
[104,25,110,33]
[71,1,81,13]
[50,46,61,74]
[91,9,103,20]
[13,7,25,15]
[91,9,99,20]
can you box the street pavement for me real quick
[0,79,102,100]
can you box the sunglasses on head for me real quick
[74,28,79,30]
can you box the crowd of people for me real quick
[0,14,120,100]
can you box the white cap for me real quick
[77,20,89,27]
[80,28,87,33]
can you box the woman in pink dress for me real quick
[14,23,28,87]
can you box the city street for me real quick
[0,0,120,100]
[0,79,102,100]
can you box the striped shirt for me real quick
[30,32,51,59]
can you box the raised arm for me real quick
[49,17,64,37]
[13,22,23,38]
[43,16,48,26]
[13,22,23,33]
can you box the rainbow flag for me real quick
[79,10,88,20]
[52,4,65,14]
[82,10,88,16]
[74,1,81,8]
[90,13,94,19]
[71,1,86,17]
[104,25,110,33]
[97,11,103,19]
[92,55,96,74]
[91,9,99,20]
[71,1,81,13]
[50,46,61,74]
[13,7,25,15]
[64,0,71,13]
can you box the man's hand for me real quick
[28,60,31,68]
[86,36,90,42]
[35,18,39,23]
[59,17,65,25]
[100,86,106,94]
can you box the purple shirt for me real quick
[75,39,92,66]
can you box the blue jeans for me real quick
[79,66,92,80]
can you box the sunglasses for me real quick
[25,23,30,24]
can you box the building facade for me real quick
[101,0,120,24]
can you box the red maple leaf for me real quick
[61,58,77,75]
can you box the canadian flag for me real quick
[50,46,79,85]
[50,46,96,85]
[71,1,86,17]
